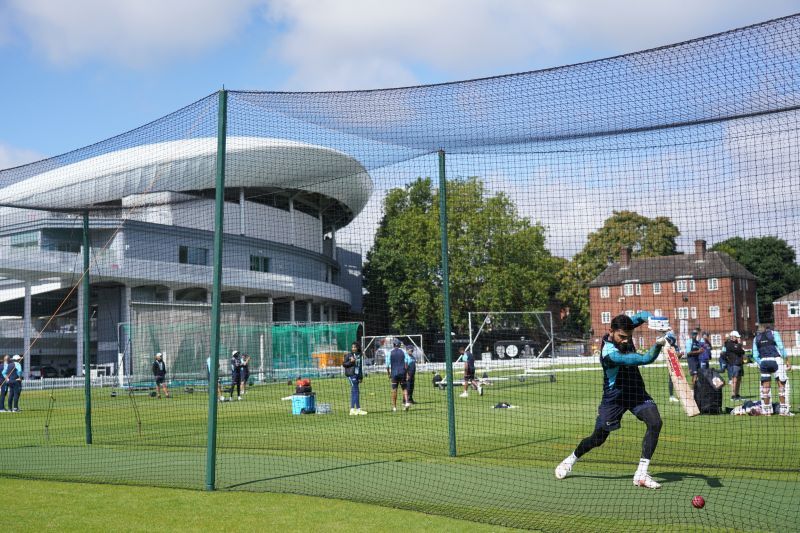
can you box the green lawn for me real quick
[1,362,798,532]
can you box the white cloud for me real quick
[265,0,798,90]
[0,142,44,169]
[6,0,260,67]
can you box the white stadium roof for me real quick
[0,137,373,218]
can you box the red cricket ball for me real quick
[692,495,705,509]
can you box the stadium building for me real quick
[0,137,373,378]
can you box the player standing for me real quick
[555,312,672,489]
[230,350,244,401]
[240,353,251,396]
[456,346,482,398]
[151,352,170,399]
[753,324,793,416]
[386,339,410,412]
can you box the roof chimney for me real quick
[695,239,707,261]
[620,246,632,268]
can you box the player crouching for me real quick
[555,312,673,489]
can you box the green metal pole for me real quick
[438,150,456,457]
[206,89,228,491]
[83,211,92,444]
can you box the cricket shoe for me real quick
[633,473,661,489]
[392,406,397,412]
[357,409,368,415]
[554,457,575,479]
[350,408,358,416]
[478,385,484,396]
[459,392,469,398]
[669,396,679,403]
[403,403,411,411]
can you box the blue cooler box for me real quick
[291,394,315,415]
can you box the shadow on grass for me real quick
[222,459,397,490]
[572,471,723,488]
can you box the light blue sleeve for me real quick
[752,340,760,363]
[631,311,653,327]
[385,355,391,369]
[405,353,414,365]
[774,331,787,357]
[684,339,693,355]
[603,341,662,366]
[1,364,8,378]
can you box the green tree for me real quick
[363,177,563,333]
[557,211,680,334]
[710,236,800,323]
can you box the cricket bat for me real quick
[665,342,700,417]
[648,317,699,417]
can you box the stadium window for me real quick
[711,334,722,347]
[635,284,642,295]
[10,231,38,248]
[788,303,800,317]
[623,284,634,296]
[708,278,719,291]
[690,307,697,319]
[601,312,611,324]
[179,245,208,266]
[652,282,662,295]
[678,307,689,319]
[709,305,720,318]
[676,280,688,292]
[250,255,270,273]
[600,286,610,298]
[689,280,696,292]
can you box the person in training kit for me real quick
[3,354,24,412]
[456,345,482,397]
[684,329,703,386]
[344,342,366,415]
[405,345,418,404]
[555,312,673,489]
[230,350,244,401]
[722,331,746,401]
[386,339,410,411]
[0,355,11,412]
[752,324,793,416]
[151,352,170,398]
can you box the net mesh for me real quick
[1,14,800,531]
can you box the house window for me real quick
[788,303,800,317]
[795,331,800,348]
[653,282,662,295]
[689,280,696,292]
[709,305,720,318]
[635,284,642,295]
[746,306,750,319]
[600,286,610,298]
[678,307,689,319]
[601,312,611,324]
[690,307,697,319]
[654,309,663,317]
[179,245,208,266]
[676,280,688,293]
[708,278,719,291]
[623,284,634,296]
[711,334,722,347]
[249,255,270,273]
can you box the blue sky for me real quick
[1,0,799,167]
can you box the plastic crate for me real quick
[291,394,315,415]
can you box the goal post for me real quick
[362,334,426,364]
[468,311,554,360]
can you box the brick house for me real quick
[588,240,757,349]
[773,289,800,355]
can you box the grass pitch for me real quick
[1,361,797,531]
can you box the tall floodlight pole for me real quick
[438,150,456,457]
[83,211,92,444]
[206,89,227,491]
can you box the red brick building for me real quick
[588,240,757,348]
[773,289,800,355]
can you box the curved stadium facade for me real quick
[0,136,373,377]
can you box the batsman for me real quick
[555,311,675,489]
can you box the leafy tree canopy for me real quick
[711,236,800,323]
[363,177,563,333]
